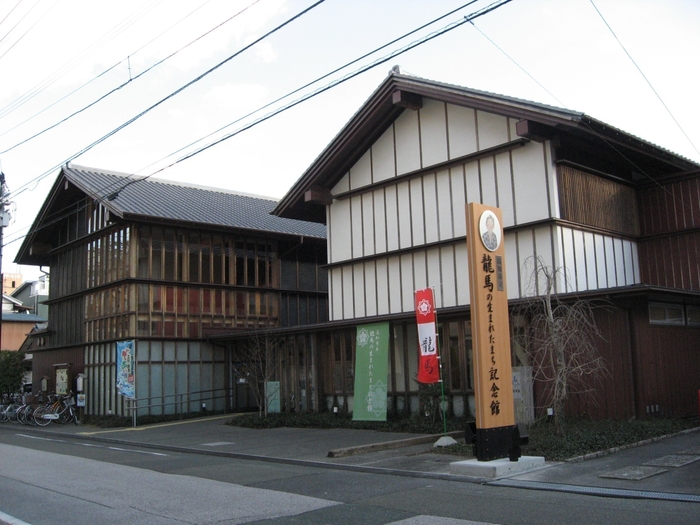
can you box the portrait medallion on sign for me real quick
[479,211,501,252]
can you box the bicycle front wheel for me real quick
[33,407,53,426]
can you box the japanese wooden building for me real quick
[17,71,700,421]
[16,165,327,415]
[271,71,700,421]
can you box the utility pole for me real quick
[0,171,5,351]
[0,171,11,351]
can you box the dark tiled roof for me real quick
[64,165,326,239]
[2,313,46,322]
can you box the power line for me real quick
[4,0,327,201]
[469,8,698,221]
[0,0,42,49]
[0,62,124,146]
[136,0,483,174]
[589,0,700,158]
[0,0,263,153]
[127,0,515,190]
[0,0,164,120]
[0,0,58,61]
[2,0,514,250]
[468,20,566,108]
[0,1,24,34]
[0,0,216,142]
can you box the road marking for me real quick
[16,433,168,457]
[17,434,66,443]
[0,510,32,525]
[107,446,168,456]
[202,442,236,447]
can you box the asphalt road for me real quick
[0,425,699,525]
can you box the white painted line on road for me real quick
[107,446,168,456]
[15,433,168,456]
[0,509,32,525]
[388,516,500,525]
[201,442,236,447]
[16,434,66,443]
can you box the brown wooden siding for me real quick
[639,176,700,236]
[638,173,700,291]
[638,231,700,291]
[627,304,700,418]
[558,165,639,235]
[30,347,85,395]
[533,305,636,420]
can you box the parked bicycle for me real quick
[0,394,24,424]
[33,392,77,426]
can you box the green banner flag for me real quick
[353,322,389,421]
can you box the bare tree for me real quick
[234,330,280,417]
[514,257,609,434]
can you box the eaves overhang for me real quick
[273,72,699,223]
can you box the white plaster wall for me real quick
[420,98,449,167]
[325,98,580,320]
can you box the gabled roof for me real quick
[16,164,326,266]
[273,71,699,223]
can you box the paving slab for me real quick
[598,465,668,480]
[643,454,700,468]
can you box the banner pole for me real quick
[433,287,448,437]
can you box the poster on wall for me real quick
[116,340,136,399]
[55,368,69,395]
[353,322,389,421]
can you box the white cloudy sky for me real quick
[1,0,699,280]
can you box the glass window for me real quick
[202,289,212,314]
[257,243,267,286]
[299,261,317,291]
[152,230,162,280]
[189,289,200,313]
[189,234,200,282]
[247,249,256,286]
[649,303,685,325]
[687,306,700,326]
[201,237,211,284]
[212,237,223,285]
[165,287,175,312]
[138,284,149,313]
[235,241,245,285]
[281,260,297,289]
[152,286,162,312]
[138,236,149,279]
[164,230,176,281]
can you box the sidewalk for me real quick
[5,415,700,503]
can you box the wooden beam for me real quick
[304,186,332,205]
[515,119,553,143]
[392,90,423,110]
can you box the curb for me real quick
[327,430,464,457]
[565,426,700,463]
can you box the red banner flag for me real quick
[415,288,440,384]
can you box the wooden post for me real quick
[466,203,518,461]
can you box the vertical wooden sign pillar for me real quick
[466,203,518,461]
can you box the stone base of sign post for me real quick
[465,422,529,462]
[449,456,545,478]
